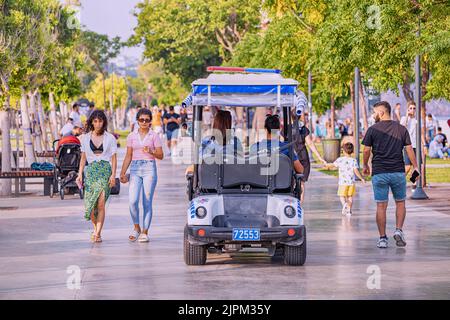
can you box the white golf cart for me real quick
[184,67,306,266]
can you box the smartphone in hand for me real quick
[410,170,420,183]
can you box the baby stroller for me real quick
[52,138,83,200]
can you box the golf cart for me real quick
[184,67,306,266]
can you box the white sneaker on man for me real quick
[377,237,388,248]
[393,229,407,247]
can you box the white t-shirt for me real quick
[69,111,82,127]
[426,117,436,131]
[400,116,417,148]
[80,131,117,164]
[60,122,74,136]
[333,156,358,186]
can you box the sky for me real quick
[77,0,144,63]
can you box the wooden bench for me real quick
[0,169,55,197]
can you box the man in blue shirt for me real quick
[250,114,304,174]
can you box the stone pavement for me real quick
[0,148,449,300]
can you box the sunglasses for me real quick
[138,118,151,123]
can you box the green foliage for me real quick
[135,61,188,106]
[85,73,129,110]
[131,0,261,87]
[80,30,122,75]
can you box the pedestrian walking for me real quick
[362,101,419,249]
[120,108,164,243]
[163,106,181,154]
[292,110,327,204]
[328,142,366,216]
[76,110,118,243]
[400,101,418,187]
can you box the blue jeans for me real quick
[129,160,157,230]
[372,172,406,203]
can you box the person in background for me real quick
[69,103,82,128]
[426,113,437,146]
[76,110,117,243]
[130,105,142,132]
[428,135,449,160]
[86,101,95,121]
[292,110,327,204]
[393,103,402,122]
[163,106,181,154]
[362,101,418,249]
[63,125,83,138]
[151,106,163,139]
[400,101,418,187]
[59,118,74,138]
[250,114,304,174]
[436,127,447,147]
[313,119,323,143]
[345,118,353,136]
[180,107,189,124]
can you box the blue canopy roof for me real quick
[190,73,299,107]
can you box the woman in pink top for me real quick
[120,108,164,242]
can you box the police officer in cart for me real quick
[292,91,327,204]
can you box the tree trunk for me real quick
[28,91,43,155]
[0,106,12,196]
[36,92,49,151]
[49,92,59,141]
[109,73,116,131]
[401,73,414,103]
[20,90,36,167]
[60,101,67,126]
[359,80,369,134]
[102,73,107,110]
[330,95,336,139]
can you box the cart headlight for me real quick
[284,206,296,218]
[195,206,207,219]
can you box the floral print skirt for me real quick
[84,160,111,221]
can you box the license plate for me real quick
[232,228,260,241]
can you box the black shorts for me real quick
[403,148,416,166]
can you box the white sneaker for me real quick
[138,233,149,243]
[377,237,388,248]
[393,229,407,247]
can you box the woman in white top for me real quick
[76,110,117,243]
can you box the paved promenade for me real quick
[0,148,449,299]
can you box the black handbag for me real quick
[110,177,121,195]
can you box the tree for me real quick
[134,61,188,106]
[1,0,86,195]
[131,0,261,87]
[79,30,122,123]
[85,73,129,111]
[0,0,52,194]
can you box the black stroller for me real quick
[52,139,84,200]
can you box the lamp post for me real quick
[354,67,361,168]
[411,19,428,200]
[308,70,315,163]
